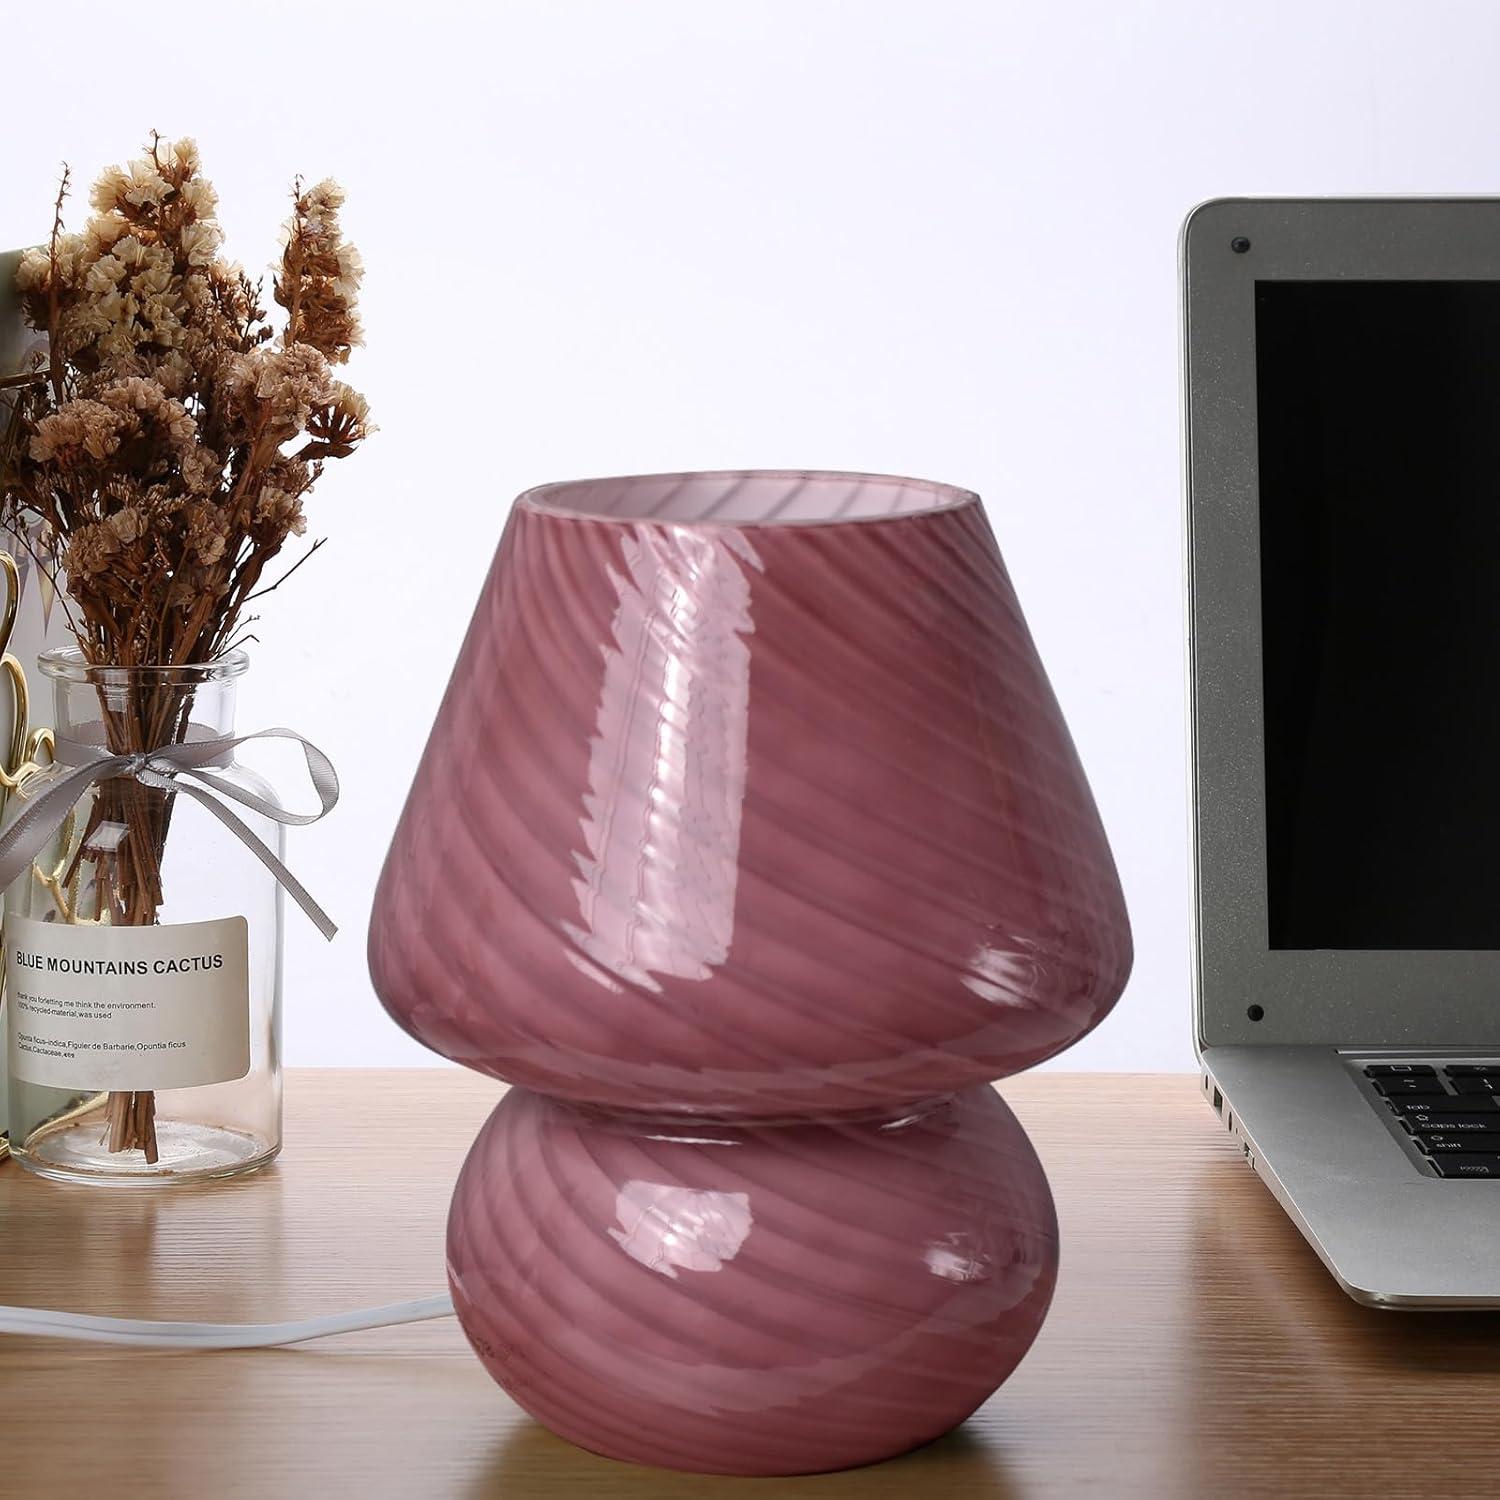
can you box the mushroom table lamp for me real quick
[368,470,1131,1477]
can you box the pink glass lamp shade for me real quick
[371,471,1131,1116]
[368,471,1131,1475]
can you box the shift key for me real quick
[1416,1133,1500,1151]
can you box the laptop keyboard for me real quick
[1366,1064,1500,1177]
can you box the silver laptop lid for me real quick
[1184,198,1500,1054]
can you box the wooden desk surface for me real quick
[2,1070,1496,1498]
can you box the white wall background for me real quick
[2,0,1492,1070]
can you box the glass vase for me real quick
[3,647,282,1184]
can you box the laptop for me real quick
[1183,198,1500,1308]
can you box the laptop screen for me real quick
[1257,280,1500,951]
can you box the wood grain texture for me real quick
[2,1070,1496,1498]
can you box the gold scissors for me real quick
[0,547,59,1163]
[0,550,53,796]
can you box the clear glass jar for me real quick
[4,647,282,1184]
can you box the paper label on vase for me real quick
[4,914,251,1091]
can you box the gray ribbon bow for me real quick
[0,728,339,940]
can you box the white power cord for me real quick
[0,1293,455,1348]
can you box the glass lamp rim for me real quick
[516,469,981,529]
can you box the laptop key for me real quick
[1413,1133,1500,1152]
[1446,1076,1500,1095]
[1365,1063,1438,1076]
[1441,1064,1500,1075]
[1372,1076,1449,1097]
[1427,1154,1500,1178]
[1403,1113,1500,1132]
[1391,1094,1500,1115]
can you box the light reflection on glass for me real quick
[608,1182,753,1280]
[924,1232,993,1284]
[566,527,761,987]
[961,937,1046,1007]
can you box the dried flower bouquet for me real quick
[0,135,368,1161]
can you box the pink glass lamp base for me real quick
[447,1084,1057,1477]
